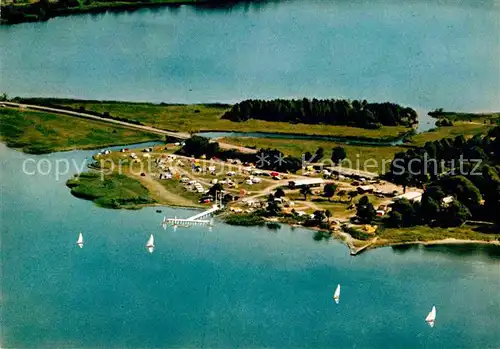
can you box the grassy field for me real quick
[0,107,162,154]
[310,201,355,219]
[409,122,494,146]
[40,99,410,139]
[429,111,500,122]
[377,225,500,244]
[66,172,156,209]
[158,180,204,207]
[220,137,406,173]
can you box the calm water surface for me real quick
[1,0,499,115]
[1,143,500,348]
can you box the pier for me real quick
[162,193,223,228]
[185,205,220,221]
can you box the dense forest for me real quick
[222,98,418,129]
[386,126,500,228]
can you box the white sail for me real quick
[77,233,84,248]
[146,234,155,253]
[425,306,436,326]
[333,284,341,304]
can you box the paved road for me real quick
[3,102,257,154]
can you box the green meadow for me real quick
[66,172,156,209]
[41,98,410,139]
[0,107,162,154]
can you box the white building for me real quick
[442,196,454,207]
[288,178,325,188]
[392,191,423,203]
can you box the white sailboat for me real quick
[333,284,341,304]
[77,233,84,248]
[425,306,436,327]
[146,234,155,253]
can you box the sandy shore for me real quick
[383,238,500,247]
[327,232,500,256]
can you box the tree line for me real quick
[385,126,500,228]
[222,98,418,129]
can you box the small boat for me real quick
[425,306,436,327]
[146,234,155,253]
[156,209,162,213]
[333,284,341,304]
[77,233,84,248]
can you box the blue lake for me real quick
[1,0,500,346]
[1,143,500,348]
[1,0,499,116]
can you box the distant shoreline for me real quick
[334,231,500,256]
[370,238,500,253]
[1,0,253,25]
[260,217,500,256]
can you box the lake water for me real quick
[1,143,500,348]
[1,0,499,118]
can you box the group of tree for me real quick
[254,148,303,173]
[356,195,376,223]
[435,119,453,127]
[301,209,333,229]
[323,183,337,200]
[177,135,220,159]
[265,194,281,217]
[304,147,325,163]
[387,127,500,189]
[302,146,347,167]
[387,187,472,229]
[331,146,347,165]
[320,186,358,203]
[222,98,418,129]
[386,126,500,228]
[389,171,500,228]
[177,136,303,172]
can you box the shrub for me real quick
[224,213,265,226]
[343,226,372,240]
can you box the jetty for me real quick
[350,237,378,256]
[162,193,224,228]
